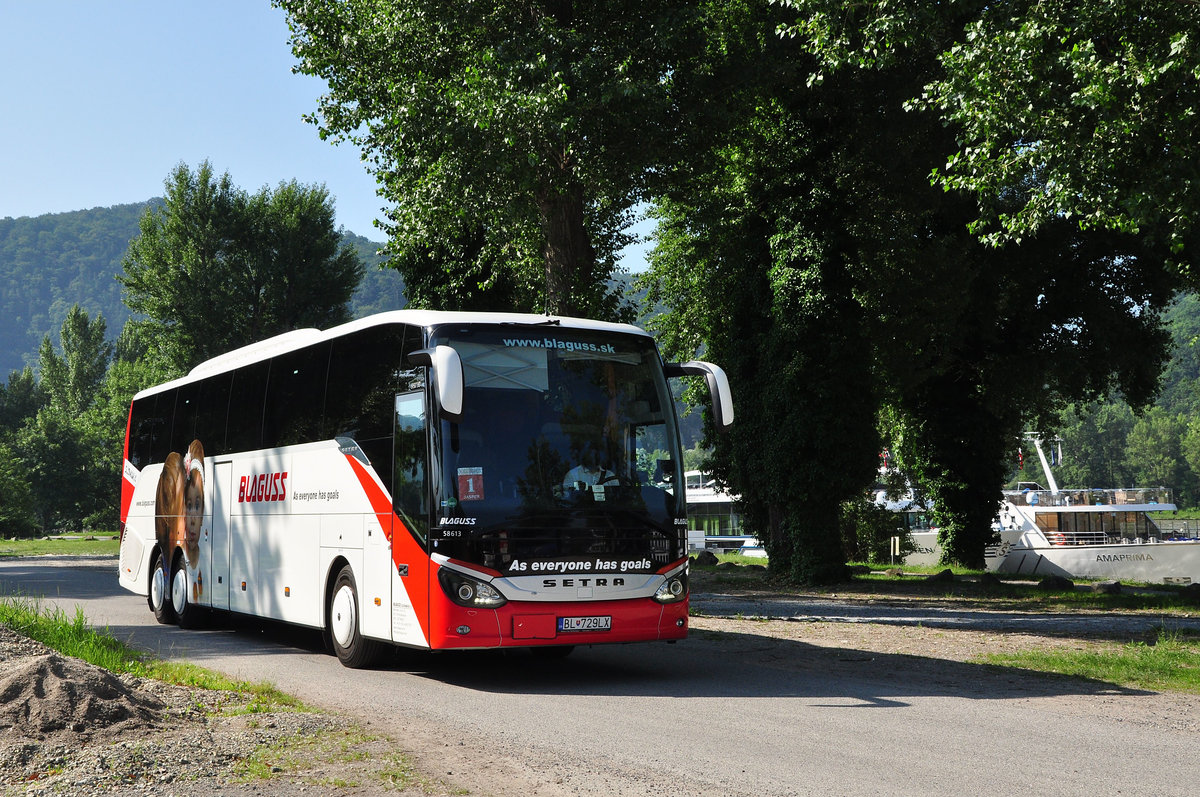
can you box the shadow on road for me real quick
[0,558,125,602]
[1,558,1155,710]
[377,626,1150,707]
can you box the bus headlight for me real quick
[653,573,688,604]
[438,568,507,608]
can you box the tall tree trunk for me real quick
[537,184,594,317]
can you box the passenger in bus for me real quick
[560,445,617,493]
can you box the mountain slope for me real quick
[0,203,396,375]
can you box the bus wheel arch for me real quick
[327,562,383,668]
[322,554,351,650]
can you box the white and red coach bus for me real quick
[117,310,732,667]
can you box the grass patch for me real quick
[0,594,305,712]
[237,723,453,794]
[978,630,1200,694]
[692,555,1200,614]
[0,536,120,557]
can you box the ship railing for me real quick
[1044,527,1200,546]
[1004,487,1174,508]
[1144,519,1200,541]
[1044,530,1109,546]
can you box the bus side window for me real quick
[325,324,413,490]
[226,360,270,453]
[129,391,174,469]
[394,391,428,543]
[264,342,331,449]
[172,382,201,455]
[194,372,232,456]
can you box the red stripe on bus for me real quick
[343,454,432,643]
[119,403,135,525]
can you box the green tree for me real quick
[1126,408,1195,502]
[1180,416,1200,506]
[13,307,114,532]
[927,0,1200,271]
[1054,402,1136,488]
[645,1,1181,574]
[277,0,697,318]
[0,441,37,537]
[644,2,882,583]
[38,304,112,417]
[120,161,364,371]
[0,367,44,435]
[839,493,913,565]
[779,0,1199,272]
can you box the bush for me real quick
[840,495,915,564]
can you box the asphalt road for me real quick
[3,556,1198,797]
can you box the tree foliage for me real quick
[642,0,1186,575]
[38,305,113,418]
[643,2,883,583]
[120,161,365,372]
[276,0,698,318]
[6,307,113,532]
[927,0,1200,270]
[778,0,1200,271]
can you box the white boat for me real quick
[898,438,1200,584]
[986,437,1200,583]
[986,484,1200,583]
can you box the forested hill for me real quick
[0,203,396,376]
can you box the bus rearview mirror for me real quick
[407,346,465,423]
[664,360,734,430]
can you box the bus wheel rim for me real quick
[331,585,356,648]
[151,566,167,610]
[171,567,188,615]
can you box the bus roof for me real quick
[132,310,654,401]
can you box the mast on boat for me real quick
[1031,438,1060,495]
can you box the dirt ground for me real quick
[2,568,1198,796]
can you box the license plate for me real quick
[557,615,612,633]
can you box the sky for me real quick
[0,1,650,267]
[0,2,388,237]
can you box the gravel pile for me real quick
[0,625,386,796]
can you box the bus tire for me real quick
[170,554,202,629]
[148,549,177,625]
[329,565,382,668]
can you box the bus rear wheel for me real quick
[170,555,202,629]
[148,549,177,625]
[329,565,383,668]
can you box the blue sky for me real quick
[0,1,650,268]
[0,2,386,238]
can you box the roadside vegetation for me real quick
[692,552,1200,693]
[0,594,302,710]
[696,552,1200,614]
[0,535,120,557]
[980,630,1200,695]
[0,594,459,792]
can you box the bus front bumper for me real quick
[429,596,689,650]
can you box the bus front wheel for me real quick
[329,565,383,668]
[148,549,177,625]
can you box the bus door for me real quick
[390,390,431,647]
[209,461,232,611]
[360,512,393,641]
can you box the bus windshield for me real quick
[428,326,685,574]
